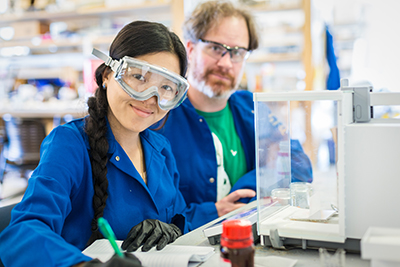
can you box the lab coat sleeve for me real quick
[230,169,257,203]
[0,127,92,267]
[183,202,219,231]
[165,141,192,234]
[248,94,313,184]
[291,139,313,183]
[229,140,313,203]
[166,167,191,234]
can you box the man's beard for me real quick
[188,68,237,99]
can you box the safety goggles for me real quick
[92,48,189,110]
[198,39,250,63]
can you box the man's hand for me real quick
[215,189,256,217]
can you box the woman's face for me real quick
[105,51,181,135]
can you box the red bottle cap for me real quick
[220,219,253,249]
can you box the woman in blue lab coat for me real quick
[0,21,190,267]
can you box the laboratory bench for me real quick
[174,204,370,267]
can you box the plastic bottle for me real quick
[276,140,290,188]
[220,219,254,267]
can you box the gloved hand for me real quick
[121,219,182,252]
[83,252,142,267]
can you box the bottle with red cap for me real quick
[220,219,254,267]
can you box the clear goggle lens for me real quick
[117,63,183,107]
[92,48,189,110]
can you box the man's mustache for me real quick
[205,70,235,84]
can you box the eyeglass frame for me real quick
[198,39,251,63]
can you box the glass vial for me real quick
[276,140,290,188]
[220,219,255,267]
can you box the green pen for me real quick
[97,217,125,258]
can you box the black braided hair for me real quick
[85,20,188,246]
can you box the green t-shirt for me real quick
[196,104,247,186]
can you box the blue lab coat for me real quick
[158,90,313,229]
[326,26,340,90]
[0,118,188,267]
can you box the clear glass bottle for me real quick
[220,219,254,267]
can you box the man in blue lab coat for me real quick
[157,1,313,230]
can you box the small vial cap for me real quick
[221,219,253,248]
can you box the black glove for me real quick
[84,252,142,267]
[121,219,182,252]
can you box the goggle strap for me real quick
[92,48,120,72]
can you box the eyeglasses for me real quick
[198,39,250,63]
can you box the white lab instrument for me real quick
[254,79,400,251]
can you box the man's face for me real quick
[187,16,250,99]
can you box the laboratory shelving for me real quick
[239,0,317,94]
[0,0,184,87]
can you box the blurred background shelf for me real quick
[248,52,302,63]
[243,1,302,12]
[0,2,172,23]
[0,0,184,121]
[0,1,184,199]
[239,0,316,93]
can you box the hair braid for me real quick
[85,66,110,246]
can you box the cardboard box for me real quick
[10,21,50,40]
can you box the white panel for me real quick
[253,91,344,102]
[344,122,400,239]
[370,92,400,106]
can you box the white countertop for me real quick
[174,205,370,267]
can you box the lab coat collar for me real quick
[77,116,169,214]
[81,116,168,154]
[105,118,168,210]
[105,116,168,155]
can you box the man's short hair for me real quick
[183,0,259,51]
